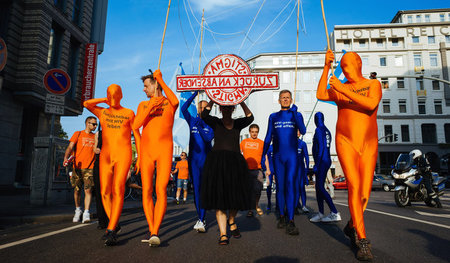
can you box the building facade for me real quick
[247,8,450,175]
[0,0,108,188]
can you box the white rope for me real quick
[237,0,267,54]
[241,0,295,57]
[177,0,192,56]
[204,20,223,54]
[300,0,307,34]
[257,1,297,45]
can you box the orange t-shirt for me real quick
[240,138,264,170]
[175,160,189,180]
[70,131,96,169]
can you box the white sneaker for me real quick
[73,209,82,223]
[149,235,161,247]
[196,220,206,233]
[82,211,90,223]
[302,206,310,213]
[193,220,200,230]
[309,212,324,223]
[321,212,342,222]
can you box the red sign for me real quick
[177,54,279,105]
[0,37,7,71]
[81,43,98,106]
[43,69,71,95]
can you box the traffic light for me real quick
[393,133,398,142]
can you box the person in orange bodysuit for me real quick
[84,84,141,246]
[133,69,179,247]
[316,49,381,261]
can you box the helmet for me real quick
[409,149,422,160]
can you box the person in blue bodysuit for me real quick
[309,112,341,223]
[296,133,310,214]
[181,91,214,233]
[262,90,306,235]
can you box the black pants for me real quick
[93,154,108,227]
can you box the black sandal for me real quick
[228,222,241,238]
[218,235,229,245]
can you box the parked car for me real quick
[333,177,348,190]
[372,174,395,192]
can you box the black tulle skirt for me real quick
[201,150,252,211]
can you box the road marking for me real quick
[415,211,450,218]
[334,202,450,230]
[0,223,91,250]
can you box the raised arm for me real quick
[84,98,108,117]
[316,49,335,101]
[132,98,165,129]
[153,69,179,109]
[329,77,382,111]
[181,91,198,124]
[240,101,253,117]
[201,100,216,128]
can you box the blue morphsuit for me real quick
[262,144,277,211]
[181,91,214,222]
[312,112,337,214]
[296,138,309,209]
[262,104,306,221]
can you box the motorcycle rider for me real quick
[410,149,442,208]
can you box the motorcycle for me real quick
[391,153,446,207]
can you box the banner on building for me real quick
[81,43,98,106]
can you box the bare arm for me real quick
[240,101,252,117]
[64,142,75,165]
[316,49,335,101]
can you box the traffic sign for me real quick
[45,103,64,115]
[177,54,279,105]
[43,69,71,95]
[46,94,65,105]
[0,37,7,71]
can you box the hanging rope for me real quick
[237,0,267,54]
[196,9,205,107]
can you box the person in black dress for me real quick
[201,100,254,245]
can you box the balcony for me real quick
[416,90,427,97]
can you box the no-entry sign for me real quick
[0,37,7,71]
[177,54,279,105]
[43,69,71,95]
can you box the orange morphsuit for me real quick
[84,84,141,232]
[133,69,179,236]
[316,50,381,239]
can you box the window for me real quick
[383,99,390,113]
[282,71,290,83]
[303,91,312,103]
[311,55,320,64]
[282,56,289,65]
[47,24,63,68]
[401,125,410,142]
[394,56,403,66]
[302,71,311,83]
[300,56,309,65]
[72,0,83,25]
[272,57,279,65]
[379,57,387,67]
[273,92,279,103]
[440,14,445,22]
[414,54,422,66]
[359,40,366,47]
[384,125,393,142]
[399,99,407,113]
[430,54,438,67]
[67,38,80,98]
[435,100,443,114]
[381,78,389,89]
[407,15,413,23]
[376,39,383,47]
[447,35,450,43]
[428,36,435,44]
[432,75,440,90]
[421,124,437,144]
[416,15,421,23]
[418,100,426,114]
[295,91,301,103]
[412,36,420,43]
[54,0,65,10]
[392,38,399,46]
[425,14,430,22]
[343,40,351,49]
[397,77,405,89]
[445,124,450,143]
[416,79,424,90]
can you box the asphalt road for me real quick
[1,189,449,263]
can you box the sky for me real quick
[61,0,448,137]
